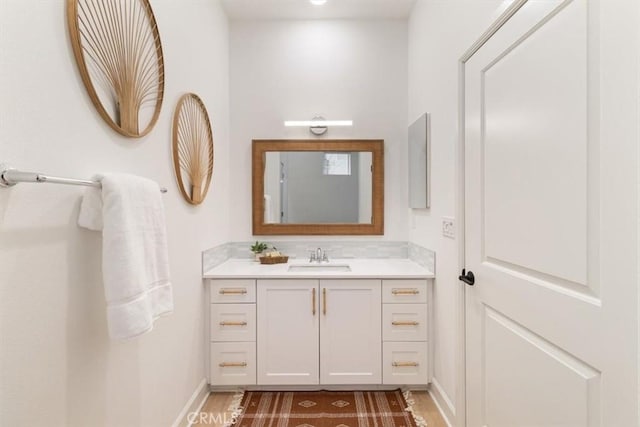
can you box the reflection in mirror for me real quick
[409,113,430,208]
[264,152,372,224]
[252,140,384,235]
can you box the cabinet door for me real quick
[320,279,381,384]
[257,279,319,385]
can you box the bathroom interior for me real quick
[1,0,639,426]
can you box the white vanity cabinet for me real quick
[205,262,433,389]
[382,280,430,385]
[209,279,257,386]
[256,279,381,385]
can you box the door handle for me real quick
[459,269,475,286]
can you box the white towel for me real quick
[78,173,173,340]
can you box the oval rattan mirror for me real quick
[172,93,214,205]
[67,0,165,138]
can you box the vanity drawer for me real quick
[210,342,256,386]
[211,304,256,342]
[383,304,428,342]
[382,280,427,304]
[383,342,428,385]
[210,279,256,303]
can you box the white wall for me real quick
[229,19,408,240]
[0,1,229,426]
[408,0,503,422]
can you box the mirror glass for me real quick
[264,151,372,224]
[408,112,430,208]
[253,140,384,235]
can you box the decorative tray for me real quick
[259,255,289,265]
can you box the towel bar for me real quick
[0,164,167,193]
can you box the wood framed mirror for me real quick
[252,139,384,235]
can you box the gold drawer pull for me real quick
[219,288,247,295]
[392,362,419,367]
[219,321,247,326]
[392,289,419,295]
[219,362,247,368]
[392,321,419,326]
[312,288,316,316]
[323,288,327,316]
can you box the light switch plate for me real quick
[442,217,455,239]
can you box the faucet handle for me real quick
[322,250,329,263]
[309,251,317,263]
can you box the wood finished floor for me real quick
[193,391,447,427]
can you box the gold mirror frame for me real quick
[252,139,384,235]
[67,0,165,138]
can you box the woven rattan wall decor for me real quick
[67,0,165,138]
[172,93,214,205]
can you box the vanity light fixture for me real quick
[310,0,327,5]
[284,116,353,136]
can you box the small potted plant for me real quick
[250,241,269,261]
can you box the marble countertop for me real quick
[203,258,434,279]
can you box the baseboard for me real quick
[172,378,210,427]
[428,378,455,427]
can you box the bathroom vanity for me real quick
[203,258,434,389]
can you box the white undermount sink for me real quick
[287,264,352,273]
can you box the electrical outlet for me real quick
[442,217,455,239]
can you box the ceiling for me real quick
[221,0,417,20]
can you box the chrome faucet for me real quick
[309,247,329,263]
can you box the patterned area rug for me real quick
[228,390,423,427]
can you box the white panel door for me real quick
[320,280,381,384]
[464,1,638,426]
[257,279,319,385]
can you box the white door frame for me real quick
[455,2,533,426]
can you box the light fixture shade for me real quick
[284,120,353,127]
[310,0,327,5]
[285,116,352,136]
